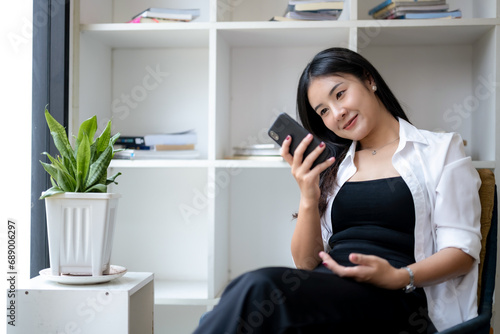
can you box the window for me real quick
[30,0,70,278]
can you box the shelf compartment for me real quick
[357,0,498,20]
[358,25,496,160]
[154,304,209,334]
[215,25,349,159]
[109,168,210,283]
[216,0,290,22]
[111,47,209,159]
[78,28,210,159]
[154,279,219,305]
[80,0,211,24]
[225,168,298,279]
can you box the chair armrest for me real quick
[436,314,491,334]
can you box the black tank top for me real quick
[329,176,416,269]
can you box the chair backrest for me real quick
[476,169,497,306]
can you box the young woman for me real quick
[193,47,481,333]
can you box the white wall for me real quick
[0,0,33,330]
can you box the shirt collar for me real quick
[398,117,428,146]
[343,117,428,162]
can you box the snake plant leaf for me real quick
[39,186,64,200]
[44,109,74,160]
[106,172,122,185]
[42,152,59,166]
[90,140,98,164]
[45,152,73,179]
[41,152,71,177]
[41,155,77,191]
[74,116,97,160]
[62,156,75,179]
[40,161,60,181]
[110,132,121,146]
[43,152,66,173]
[76,138,98,164]
[50,176,58,188]
[77,115,98,144]
[57,169,73,192]
[56,155,71,176]
[58,162,76,189]
[84,183,107,193]
[112,147,125,159]
[98,173,107,185]
[85,145,112,189]
[96,121,112,154]
[76,133,91,192]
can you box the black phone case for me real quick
[268,113,333,168]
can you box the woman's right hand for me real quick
[281,134,335,203]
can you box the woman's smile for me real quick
[343,114,358,130]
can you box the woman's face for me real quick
[307,74,382,141]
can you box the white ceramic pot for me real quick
[44,192,121,276]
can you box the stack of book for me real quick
[369,0,461,19]
[128,7,200,23]
[229,144,283,161]
[271,0,344,21]
[113,130,199,160]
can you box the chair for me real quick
[437,169,497,334]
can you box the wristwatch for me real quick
[402,267,416,293]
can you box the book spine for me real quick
[373,3,395,18]
[294,3,344,11]
[123,145,152,150]
[115,136,146,145]
[368,0,392,16]
[404,10,461,19]
[154,144,195,151]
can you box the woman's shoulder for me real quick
[417,127,459,142]
[399,118,461,147]
[413,128,467,165]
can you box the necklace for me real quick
[360,137,399,155]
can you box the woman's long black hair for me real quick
[296,47,410,216]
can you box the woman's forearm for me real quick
[291,197,324,270]
[408,247,475,288]
[319,246,476,291]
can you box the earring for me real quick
[372,85,377,91]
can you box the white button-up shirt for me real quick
[320,118,482,331]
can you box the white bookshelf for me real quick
[72,0,500,332]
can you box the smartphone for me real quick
[268,113,333,169]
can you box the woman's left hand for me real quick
[319,251,408,290]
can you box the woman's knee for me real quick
[239,267,287,289]
[239,267,312,294]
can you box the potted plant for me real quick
[40,107,122,277]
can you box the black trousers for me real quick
[193,266,436,334]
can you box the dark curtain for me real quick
[30,0,70,278]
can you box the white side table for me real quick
[8,272,154,334]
